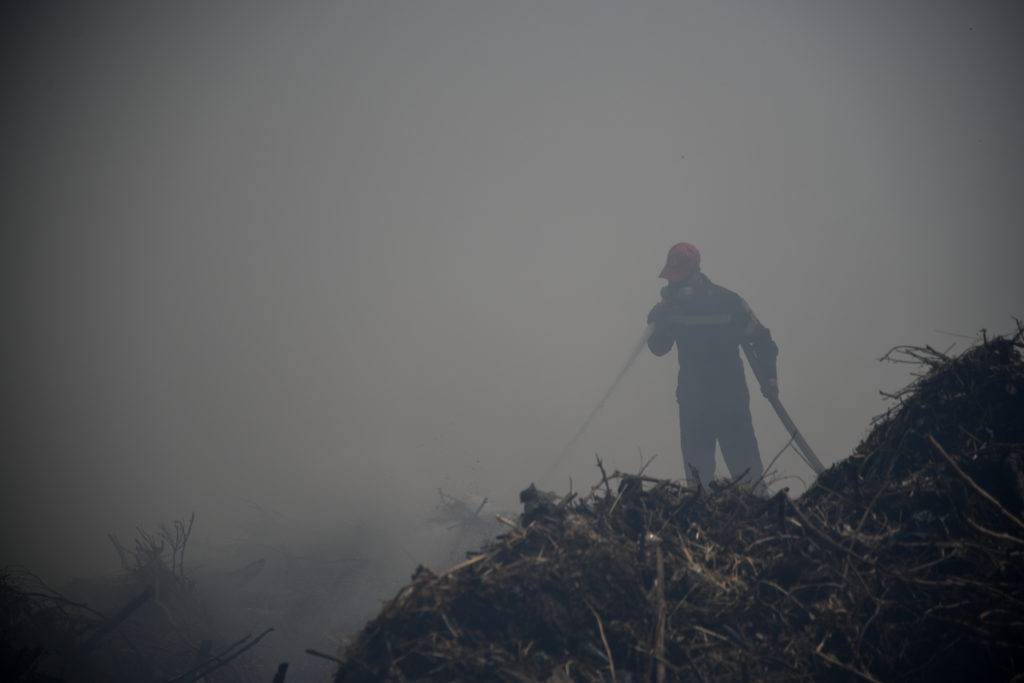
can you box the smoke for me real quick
[2,2,1022,677]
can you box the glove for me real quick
[647,301,670,326]
[760,378,779,398]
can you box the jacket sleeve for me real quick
[646,302,675,357]
[738,298,778,381]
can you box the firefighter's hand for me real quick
[647,301,679,327]
[647,302,668,326]
[761,378,779,398]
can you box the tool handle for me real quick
[766,394,826,475]
[741,343,825,475]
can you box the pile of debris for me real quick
[333,332,1024,682]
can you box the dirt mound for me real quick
[333,332,1024,682]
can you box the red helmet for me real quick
[658,242,701,282]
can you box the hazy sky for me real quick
[3,1,1022,584]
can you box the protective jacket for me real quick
[647,274,777,486]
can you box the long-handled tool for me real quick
[741,342,825,475]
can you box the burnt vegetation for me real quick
[2,514,274,682]
[334,329,1024,682]
[4,328,1024,682]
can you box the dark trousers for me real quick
[678,399,763,488]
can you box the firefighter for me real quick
[646,242,778,488]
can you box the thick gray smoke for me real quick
[2,1,1022,678]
